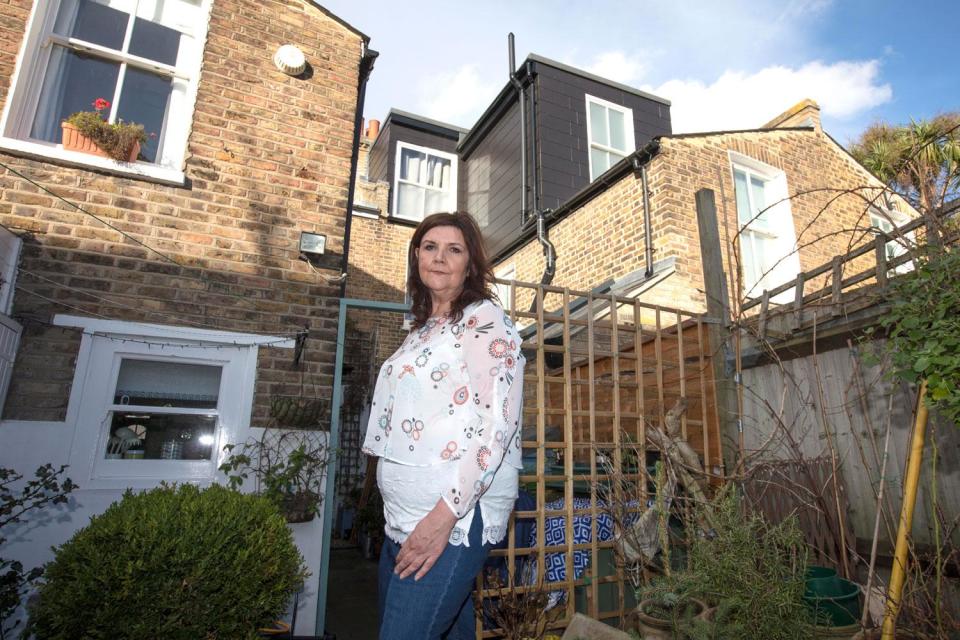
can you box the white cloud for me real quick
[414,64,499,127]
[650,60,892,134]
[582,51,647,85]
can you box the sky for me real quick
[319,0,959,146]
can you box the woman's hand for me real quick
[394,499,459,580]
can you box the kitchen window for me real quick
[0,0,212,184]
[55,315,290,488]
[586,95,635,180]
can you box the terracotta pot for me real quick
[61,121,140,163]
[634,597,707,640]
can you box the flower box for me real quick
[61,121,140,163]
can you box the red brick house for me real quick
[0,1,374,633]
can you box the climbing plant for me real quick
[874,241,960,426]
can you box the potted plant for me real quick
[61,98,148,162]
[26,484,306,640]
[634,580,708,640]
[220,429,328,524]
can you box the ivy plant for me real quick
[874,243,960,425]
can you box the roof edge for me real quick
[527,54,671,106]
[305,2,370,43]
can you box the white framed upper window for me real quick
[54,314,292,489]
[586,95,635,180]
[870,209,914,275]
[494,263,516,312]
[729,152,801,301]
[0,0,213,185]
[393,141,458,222]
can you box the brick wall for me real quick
[346,135,411,363]
[0,0,364,421]
[495,126,907,321]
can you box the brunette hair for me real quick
[407,212,495,328]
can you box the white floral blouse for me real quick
[362,299,525,538]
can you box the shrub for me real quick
[27,484,307,640]
[640,490,814,640]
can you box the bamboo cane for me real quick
[881,380,929,640]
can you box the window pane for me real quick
[591,148,609,176]
[397,182,425,219]
[424,188,449,215]
[129,16,182,66]
[106,412,216,460]
[589,102,608,147]
[733,169,752,226]
[55,0,129,51]
[30,46,120,144]
[425,156,451,189]
[114,359,221,408]
[399,147,425,183]
[608,108,626,151]
[116,68,173,163]
[750,175,770,227]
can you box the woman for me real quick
[362,212,525,640]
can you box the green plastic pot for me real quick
[806,565,842,598]
[804,577,861,626]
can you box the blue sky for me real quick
[320,0,959,146]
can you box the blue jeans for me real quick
[378,506,490,640]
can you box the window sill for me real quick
[0,137,185,186]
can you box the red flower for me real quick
[92,98,110,112]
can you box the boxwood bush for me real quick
[27,483,307,640]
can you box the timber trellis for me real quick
[474,279,722,638]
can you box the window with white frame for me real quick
[494,264,516,312]
[393,142,457,222]
[870,209,914,275]
[0,0,211,181]
[55,315,285,486]
[730,153,801,300]
[586,95,635,180]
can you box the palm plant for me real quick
[850,113,960,212]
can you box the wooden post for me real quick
[694,188,739,472]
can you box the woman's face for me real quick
[416,225,470,302]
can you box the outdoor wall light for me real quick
[299,231,326,257]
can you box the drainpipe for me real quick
[525,59,556,296]
[508,34,528,226]
[637,158,654,277]
[338,43,379,298]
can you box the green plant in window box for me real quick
[220,429,328,524]
[61,98,149,163]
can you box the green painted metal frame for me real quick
[316,297,409,636]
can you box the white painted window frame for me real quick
[53,314,293,490]
[728,151,801,302]
[494,263,516,312]
[392,141,458,222]
[0,226,22,316]
[870,208,914,275]
[585,94,635,181]
[0,0,213,186]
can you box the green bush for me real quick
[27,484,307,640]
[640,490,814,640]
